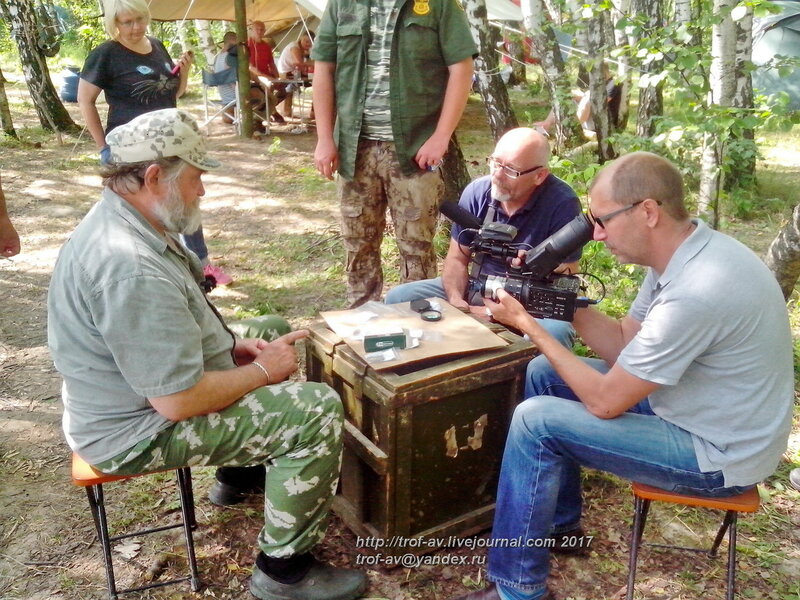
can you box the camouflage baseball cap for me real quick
[105,108,221,170]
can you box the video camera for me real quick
[440,203,595,322]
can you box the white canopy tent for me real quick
[148,0,522,25]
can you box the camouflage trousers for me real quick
[338,139,443,308]
[95,315,344,559]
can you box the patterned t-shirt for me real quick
[80,37,178,134]
[361,0,395,140]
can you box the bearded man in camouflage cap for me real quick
[47,109,366,600]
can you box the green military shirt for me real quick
[312,0,477,179]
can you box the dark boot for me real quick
[208,465,266,506]
[249,552,366,600]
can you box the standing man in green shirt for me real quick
[312,0,477,307]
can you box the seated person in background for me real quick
[450,152,794,600]
[47,109,366,600]
[276,30,315,119]
[214,31,239,123]
[385,128,582,351]
[247,20,287,124]
[536,62,622,137]
[214,31,267,127]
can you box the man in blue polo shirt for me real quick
[385,128,582,349]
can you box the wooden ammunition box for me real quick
[305,323,536,555]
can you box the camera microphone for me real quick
[439,201,481,230]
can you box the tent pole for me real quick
[235,0,253,138]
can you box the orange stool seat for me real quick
[626,482,760,600]
[71,453,201,599]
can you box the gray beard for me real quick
[491,183,511,205]
[153,184,202,234]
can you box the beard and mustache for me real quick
[152,179,203,235]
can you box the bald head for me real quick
[494,128,551,169]
[591,151,689,221]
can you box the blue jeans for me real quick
[385,277,576,349]
[488,355,750,596]
[182,226,208,263]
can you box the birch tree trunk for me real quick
[764,203,800,300]
[698,0,736,226]
[520,0,581,154]
[583,6,615,162]
[195,19,218,67]
[463,0,518,140]
[610,0,632,130]
[728,5,756,188]
[0,66,17,139]
[633,0,664,138]
[674,0,692,23]
[0,0,77,133]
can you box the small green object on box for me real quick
[364,332,407,353]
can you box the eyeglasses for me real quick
[588,200,662,228]
[117,15,147,28]
[486,157,543,179]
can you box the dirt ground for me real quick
[1,86,799,600]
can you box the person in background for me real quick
[385,128,581,353]
[0,172,21,258]
[247,20,288,125]
[312,0,477,308]
[78,0,232,286]
[276,30,315,120]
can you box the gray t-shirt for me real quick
[47,188,236,464]
[619,220,793,487]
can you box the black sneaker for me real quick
[271,112,286,124]
[249,556,366,600]
[208,465,266,506]
[549,527,591,555]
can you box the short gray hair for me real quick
[103,0,151,39]
[102,157,185,196]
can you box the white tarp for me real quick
[148,0,522,24]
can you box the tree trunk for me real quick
[633,0,664,138]
[610,0,632,130]
[583,6,616,162]
[674,0,692,23]
[441,134,472,205]
[0,0,77,134]
[234,0,253,138]
[195,19,218,67]
[505,34,528,86]
[764,203,800,300]
[0,65,17,139]
[727,5,756,189]
[520,0,582,155]
[698,0,736,225]
[463,0,518,141]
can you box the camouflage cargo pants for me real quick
[338,139,443,308]
[95,315,344,559]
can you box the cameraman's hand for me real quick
[252,330,309,384]
[509,249,526,269]
[468,304,492,321]
[484,289,532,331]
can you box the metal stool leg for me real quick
[626,497,651,600]
[176,468,201,591]
[86,484,119,600]
[725,512,738,600]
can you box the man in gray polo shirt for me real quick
[47,109,366,600]
[450,152,794,600]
